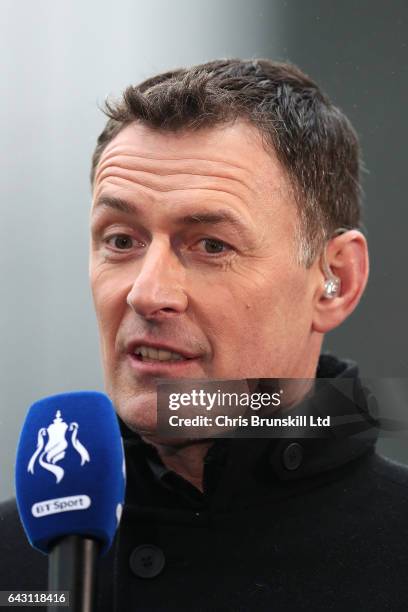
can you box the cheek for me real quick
[202,268,311,350]
[253,275,314,356]
[193,279,264,354]
[90,267,128,351]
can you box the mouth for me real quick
[126,341,202,375]
[133,345,189,363]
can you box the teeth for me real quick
[134,345,185,362]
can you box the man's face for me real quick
[90,121,322,432]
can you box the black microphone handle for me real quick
[47,536,99,612]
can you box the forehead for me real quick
[93,120,291,195]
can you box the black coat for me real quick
[1,355,408,611]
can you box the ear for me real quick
[312,230,369,333]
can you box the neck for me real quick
[142,436,213,492]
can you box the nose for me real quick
[126,239,188,319]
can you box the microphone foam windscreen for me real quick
[15,391,126,555]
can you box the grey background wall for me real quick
[1,0,407,502]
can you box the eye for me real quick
[105,234,140,251]
[199,238,231,254]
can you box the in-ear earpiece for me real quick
[323,276,341,299]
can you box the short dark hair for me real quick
[91,58,363,266]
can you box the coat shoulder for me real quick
[0,498,47,590]
[342,452,408,533]
[370,453,408,491]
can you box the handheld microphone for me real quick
[15,391,126,611]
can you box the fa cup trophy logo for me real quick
[27,410,90,483]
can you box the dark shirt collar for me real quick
[118,354,379,511]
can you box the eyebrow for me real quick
[93,194,254,239]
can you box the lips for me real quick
[126,339,201,364]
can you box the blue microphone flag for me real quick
[15,391,126,555]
